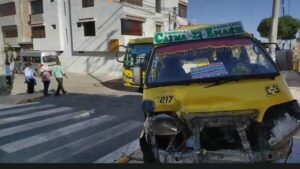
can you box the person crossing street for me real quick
[53,61,68,96]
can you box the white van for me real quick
[21,51,59,73]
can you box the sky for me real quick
[187,0,300,41]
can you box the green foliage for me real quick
[257,15,300,40]
[4,43,14,52]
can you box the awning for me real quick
[122,14,146,22]
[176,17,188,26]
[78,18,96,23]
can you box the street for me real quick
[0,71,300,163]
[0,74,144,163]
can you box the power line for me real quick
[189,0,217,8]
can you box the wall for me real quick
[34,0,188,80]
[17,0,32,44]
[32,0,63,51]
[0,27,7,93]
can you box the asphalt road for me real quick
[0,87,144,163]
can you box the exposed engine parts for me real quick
[142,101,300,163]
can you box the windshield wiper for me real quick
[204,78,240,88]
[204,74,277,88]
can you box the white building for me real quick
[0,0,32,52]
[1,0,189,79]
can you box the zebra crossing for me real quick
[0,102,143,163]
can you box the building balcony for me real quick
[29,14,44,25]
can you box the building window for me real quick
[31,0,44,15]
[82,0,94,8]
[156,0,161,13]
[178,3,187,18]
[156,24,162,33]
[51,25,56,29]
[50,0,54,2]
[120,0,143,6]
[0,2,16,17]
[32,26,46,38]
[82,21,96,36]
[1,25,18,38]
[121,19,143,36]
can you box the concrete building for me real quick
[0,0,32,53]
[24,0,189,79]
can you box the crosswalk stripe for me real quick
[0,102,40,110]
[0,115,115,153]
[294,136,300,140]
[94,139,140,163]
[0,104,55,117]
[0,110,91,138]
[26,121,142,163]
[0,107,73,125]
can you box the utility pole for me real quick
[269,0,280,61]
[0,26,7,94]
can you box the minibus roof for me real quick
[153,21,248,45]
[21,51,58,57]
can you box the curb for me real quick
[115,148,143,164]
[15,95,44,105]
[115,156,130,164]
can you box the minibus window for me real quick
[43,55,58,63]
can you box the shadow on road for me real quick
[100,78,140,93]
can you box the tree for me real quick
[257,15,300,48]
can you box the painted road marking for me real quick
[94,139,140,163]
[0,115,115,153]
[294,136,300,140]
[0,110,90,137]
[0,107,73,125]
[27,121,142,163]
[0,102,40,110]
[0,104,55,117]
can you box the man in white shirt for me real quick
[5,62,12,88]
[24,63,36,94]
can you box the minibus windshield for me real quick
[147,37,278,86]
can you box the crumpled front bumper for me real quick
[155,141,292,163]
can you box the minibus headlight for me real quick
[145,114,183,136]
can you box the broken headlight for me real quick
[144,114,187,151]
[263,100,300,148]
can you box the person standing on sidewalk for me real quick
[53,61,67,96]
[40,64,51,96]
[5,62,12,88]
[24,63,36,94]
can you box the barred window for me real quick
[178,3,187,18]
[0,2,16,17]
[82,21,96,36]
[32,26,46,38]
[120,0,143,6]
[82,0,94,8]
[121,19,143,36]
[156,24,162,33]
[31,0,44,15]
[156,0,161,13]
[1,25,18,38]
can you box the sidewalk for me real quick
[283,71,300,100]
[0,72,134,106]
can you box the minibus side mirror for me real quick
[116,45,127,63]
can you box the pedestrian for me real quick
[5,62,12,88]
[24,63,36,94]
[40,64,51,96]
[53,61,67,96]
